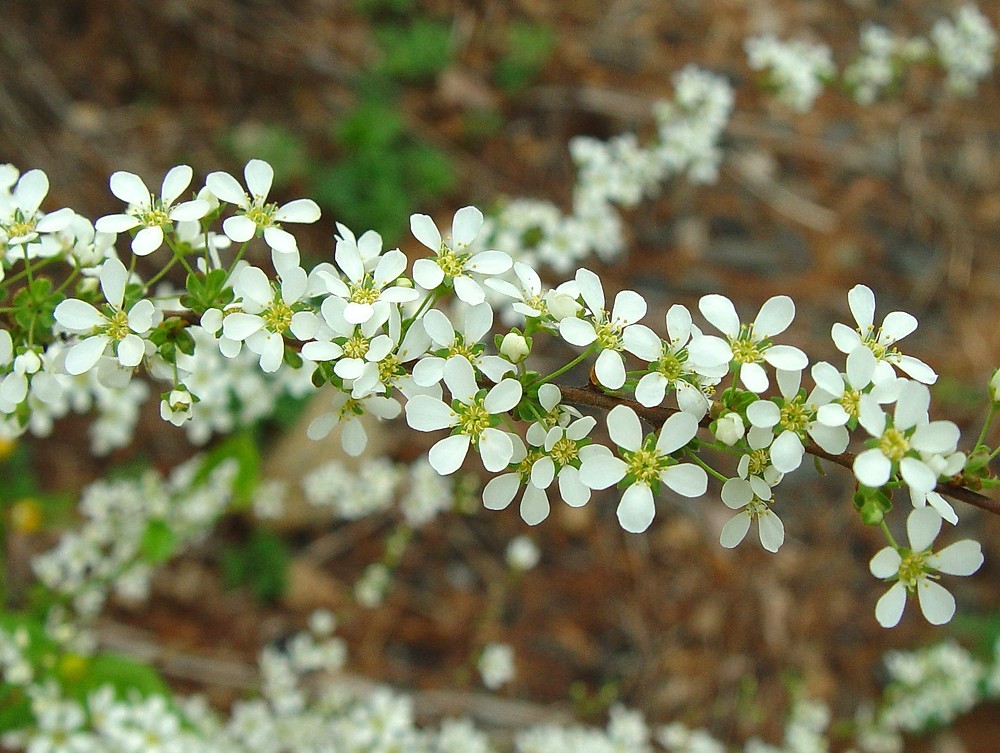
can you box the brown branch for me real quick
[558,384,1000,517]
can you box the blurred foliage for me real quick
[221,122,310,190]
[0,609,167,734]
[353,0,415,17]
[374,20,454,83]
[495,21,556,93]
[221,528,290,604]
[312,98,455,242]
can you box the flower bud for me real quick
[544,290,580,321]
[160,388,194,426]
[500,332,530,363]
[714,412,745,446]
[990,368,1000,405]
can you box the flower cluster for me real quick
[931,4,998,95]
[2,151,994,631]
[744,35,835,111]
[844,26,929,104]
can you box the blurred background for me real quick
[2,0,1000,749]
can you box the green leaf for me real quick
[140,519,176,564]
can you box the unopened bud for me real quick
[990,368,1000,405]
[500,332,530,363]
[714,412,745,446]
[544,290,580,322]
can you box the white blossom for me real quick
[869,507,983,627]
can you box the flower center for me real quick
[878,427,910,462]
[594,317,622,351]
[436,249,468,279]
[378,353,402,385]
[625,448,664,485]
[550,436,579,466]
[350,284,381,305]
[860,327,901,362]
[105,309,131,342]
[897,550,929,589]
[457,398,492,440]
[133,204,170,228]
[262,298,294,333]
[517,449,544,480]
[654,350,685,381]
[448,341,480,362]
[730,336,762,365]
[840,389,861,418]
[343,335,370,360]
[5,215,37,240]
[779,399,811,435]
[747,448,770,477]
[244,200,279,229]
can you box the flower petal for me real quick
[607,405,642,452]
[875,582,907,628]
[617,483,655,533]
[916,579,955,625]
[429,433,471,475]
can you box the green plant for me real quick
[311,99,455,241]
[495,21,556,93]
[374,20,453,83]
[221,528,291,604]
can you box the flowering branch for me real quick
[558,384,1000,516]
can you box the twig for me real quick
[558,384,1000,517]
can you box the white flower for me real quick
[853,380,961,495]
[831,284,936,384]
[412,302,514,386]
[315,222,418,324]
[411,206,512,305]
[989,368,1000,404]
[714,412,745,446]
[698,293,807,393]
[478,643,515,690]
[54,258,158,374]
[405,357,522,474]
[159,388,194,426]
[506,535,540,571]
[303,295,393,397]
[579,405,707,533]
[745,35,835,111]
[95,165,210,256]
[222,253,317,372]
[533,416,603,509]
[745,368,849,473]
[558,268,648,390]
[0,168,74,257]
[306,390,401,456]
[206,159,321,253]
[719,458,784,552]
[869,507,983,628]
[499,332,530,363]
[482,434,552,525]
[633,303,730,416]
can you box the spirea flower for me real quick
[579,405,707,533]
[206,159,321,253]
[869,507,983,627]
[719,456,784,552]
[558,268,648,390]
[831,284,936,384]
[478,643,515,690]
[853,380,961,496]
[405,357,522,474]
[316,222,418,324]
[95,165,209,256]
[631,303,730,416]
[54,257,158,375]
[698,293,807,393]
[410,206,512,305]
[482,433,552,525]
[0,168,74,261]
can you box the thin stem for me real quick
[685,450,729,483]
[529,347,595,388]
[879,519,900,550]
